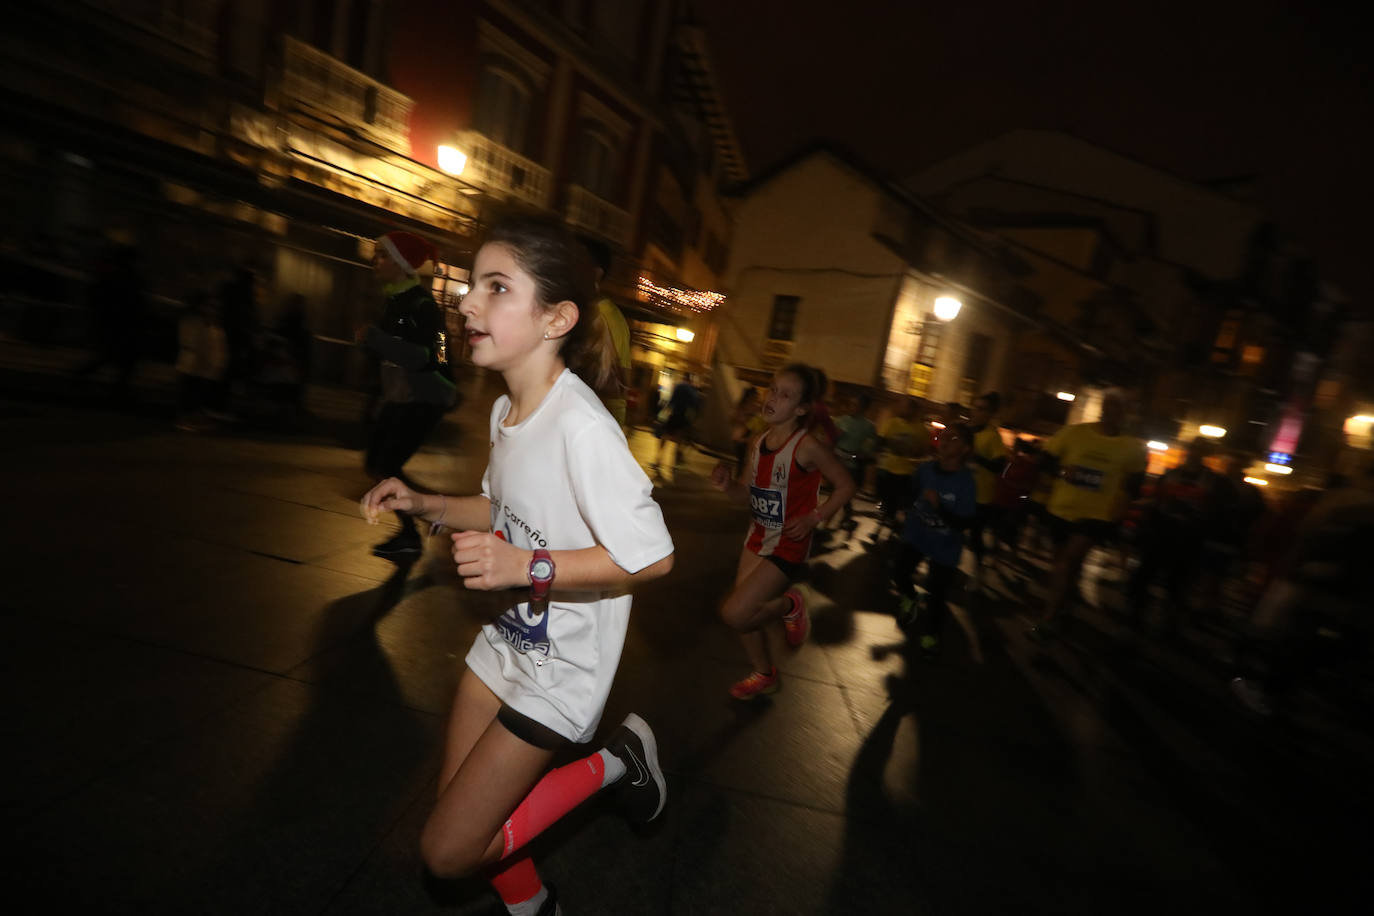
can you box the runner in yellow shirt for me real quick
[967,391,1011,591]
[1028,390,1147,641]
[874,398,929,532]
[584,239,632,427]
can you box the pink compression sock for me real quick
[488,853,543,906]
[499,751,607,859]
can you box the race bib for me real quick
[1063,465,1104,491]
[749,485,785,529]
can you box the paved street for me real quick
[2,359,1370,914]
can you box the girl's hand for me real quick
[361,477,421,523]
[783,510,821,540]
[451,530,526,590]
[710,462,733,490]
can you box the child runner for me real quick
[892,424,976,658]
[360,217,675,916]
[874,397,927,533]
[833,392,878,535]
[710,363,856,699]
[966,391,1010,592]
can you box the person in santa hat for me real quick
[356,230,458,559]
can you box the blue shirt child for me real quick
[902,459,976,567]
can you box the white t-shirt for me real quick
[465,369,674,743]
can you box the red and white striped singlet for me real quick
[744,428,821,562]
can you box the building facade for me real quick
[0,0,741,407]
[719,146,1040,420]
[907,129,1360,483]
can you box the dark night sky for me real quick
[694,0,1373,305]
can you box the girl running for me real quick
[710,363,856,699]
[360,217,675,916]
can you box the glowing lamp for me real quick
[1056,391,1076,402]
[933,296,962,321]
[437,145,467,176]
[1243,476,1269,486]
[1198,425,1227,438]
[1264,463,1293,475]
[1147,441,1169,452]
[674,327,695,343]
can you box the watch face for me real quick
[530,559,554,581]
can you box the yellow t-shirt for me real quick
[1044,422,1148,522]
[597,298,632,425]
[877,416,926,476]
[970,424,1010,505]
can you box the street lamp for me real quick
[437,144,467,176]
[933,295,962,321]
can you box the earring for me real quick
[543,332,549,340]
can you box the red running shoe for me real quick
[781,588,810,647]
[729,667,779,700]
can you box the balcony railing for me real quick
[281,36,412,150]
[457,131,552,209]
[565,184,630,246]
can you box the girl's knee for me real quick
[419,820,493,880]
[718,596,754,631]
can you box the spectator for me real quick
[651,372,701,476]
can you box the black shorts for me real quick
[1047,514,1118,546]
[763,553,808,583]
[497,704,571,750]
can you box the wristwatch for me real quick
[528,548,555,604]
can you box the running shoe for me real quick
[781,588,810,647]
[729,667,779,701]
[533,883,562,916]
[604,713,667,823]
[372,529,421,559]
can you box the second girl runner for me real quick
[711,363,855,700]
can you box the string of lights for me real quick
[636,275,726,314]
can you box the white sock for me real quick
[506,884,548,916]
[598,747,626,787]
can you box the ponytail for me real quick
[563,297,623,399]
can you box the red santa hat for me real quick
[376,230,437,275]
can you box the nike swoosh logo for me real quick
[625,746,650,788]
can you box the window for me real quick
[962,332,992,389]
[768,295,800,341]
[915,316,942,366]
[475,66,532,155]
[574,126,619,200]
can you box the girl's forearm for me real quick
[543,545,674,591]
[723,478,750,504]
[421,493,491,530]
[815,481,856,524]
